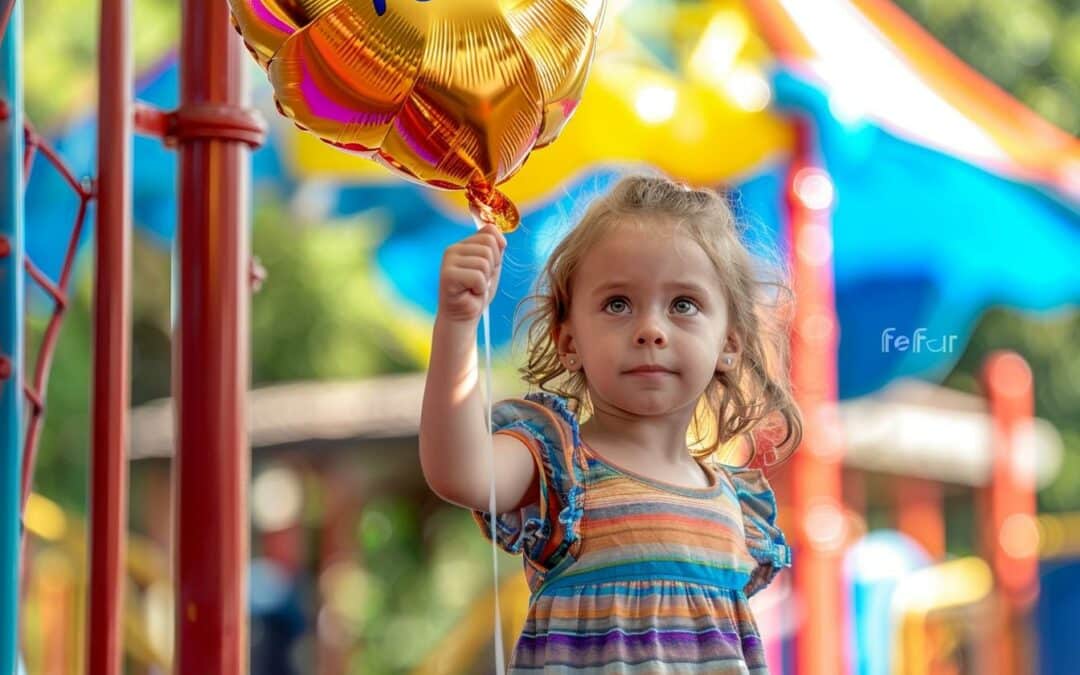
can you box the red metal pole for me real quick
[980,351,1038,675]
[894,476,946,560]
[173,1,264,671]
[786,118,848,675]
[86,0,131,671]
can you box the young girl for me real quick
[420,174,803,673]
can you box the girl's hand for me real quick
[438,222,507,324]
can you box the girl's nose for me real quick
[635,321,667,346]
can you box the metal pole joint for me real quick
[166,102,266,149]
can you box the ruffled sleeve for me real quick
[471,392,586,576]
[727,466,792,598]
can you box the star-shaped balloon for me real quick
[228,0,607,231]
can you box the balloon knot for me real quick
[467,182,520,233]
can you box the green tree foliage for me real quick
[894,0,1079,133]
[27,191,422,509]
[23,0,178,127]
[248,191,420,385]
[24,234,175,510]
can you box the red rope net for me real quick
[15,121,94,514]
[1,0,93,518]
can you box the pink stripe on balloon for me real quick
[392,98,448,166]
[250,0,296,36]
[298,58,394,129]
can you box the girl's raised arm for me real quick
[418,224,539,515]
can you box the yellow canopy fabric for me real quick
[287,1,793,209]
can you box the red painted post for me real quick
[981,351,1038,675]
[894,477,946,560]
[786,118,848,675]
[173,1,264,672]
[87,0,131,672]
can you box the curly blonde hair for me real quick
[512,173,802,469]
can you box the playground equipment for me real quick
[893,557,996,675]
[1,0,265,672]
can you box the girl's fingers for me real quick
[455,269,488,296]
[484,223,507,250]
[471,227,505,252]
[452,256,493,276]
[438,225,504,321]
[455,242,498,267]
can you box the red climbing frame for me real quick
[86,1,132,672]
[2,2,128,672]
[110,1,267,670]
[169,1,266,672]
[14,0,265,670]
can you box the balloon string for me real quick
[483,304,506,675]
[474,214,506,675]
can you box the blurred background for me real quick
[13,0,1079,673]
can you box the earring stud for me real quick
[724,356,733,367]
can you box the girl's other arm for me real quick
[419,224,539,514]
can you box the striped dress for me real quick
[473,392,792,674]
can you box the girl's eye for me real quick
[673,297,700,315]
[604,297,630,314]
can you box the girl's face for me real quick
[557,222,738,417]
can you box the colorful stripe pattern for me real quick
[474,393,792,673]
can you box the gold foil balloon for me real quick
[228,0,607,232]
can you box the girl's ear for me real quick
[553,320,569,352]
[554,322,580,370]
[716,332,742,373]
